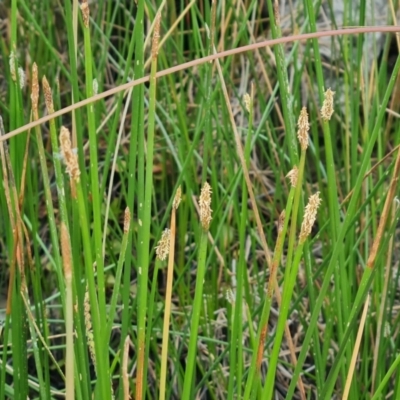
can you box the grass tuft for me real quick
[0,1,399,399]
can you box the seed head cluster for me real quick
[321,88,335,121]
[299,192,322,243]
[42,76,54,114]
[59,126,80,182]
[297,107,310,150]
[173,186,182,210]
[84,288,96,371]
[81,0,90,28]
[124,207,131,234]
[155,228,171,261]
[286,166,298,188]
[243,93,251,113]
[199,182,212,231]
[152,13,161,59]
[31,63,39,114]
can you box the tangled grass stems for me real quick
[1,2,400,399]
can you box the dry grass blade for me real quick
[3,27,400,143]
[343,293,370,400]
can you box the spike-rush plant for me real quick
[0,0,400,399]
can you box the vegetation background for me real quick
[0,0,400,399]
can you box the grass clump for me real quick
[0,0,400,399]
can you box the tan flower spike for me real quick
[31,63,39,115]
[173,186,182,210]
[297,107,310,150]
[299,192,322,244]
[286,166,298,188]
[124,207,131,234]
[155,229,171,261]
[243,93,251,113]
[199,182,212,231]
[42,76,54,114]
[59,126,80,182]
[321,88,335,121]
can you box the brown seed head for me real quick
[42,76,54,114]
[84,287,96,369]
[297,107,310,150]
[81,0,90,28]
[321,88,335,121]
[286,166,298,188]
[124,207,131,234]
[60,126,80,181]
[151,13,161,59]
[243,94,251,113]
[155,228,170,261]
[31,63,39,115]
[274,0,281,26]
[299,192,322,244]
[173,186,182,210]
[278,210,286,233]
[199,182,212,231]
[61,223,72,281]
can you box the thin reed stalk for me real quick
[135,13,161,400]
[182,182,213,398]
[160,187,181,400]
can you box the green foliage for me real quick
[0,0,399,399]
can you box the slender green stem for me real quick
[286,52,400,399]
[182,230,209,398]
[105,209,130,342]
[265,0,298,164]
[229,89,254,400]
[243,184,296,400]
[75,175,110,398]
[135,14,161,399]
[262,234,309,399]
[81,7,106,321]
[303,2,349,389]
[371,353,400,400]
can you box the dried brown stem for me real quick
[3,26,400,143]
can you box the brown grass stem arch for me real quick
[2,25,399,143]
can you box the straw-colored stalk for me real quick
[0,118,24,313]
[371,200,398,391]
[342,293,370,400]
[122,336,131,400]
[61,223,74,400]
[159,186,181,400]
